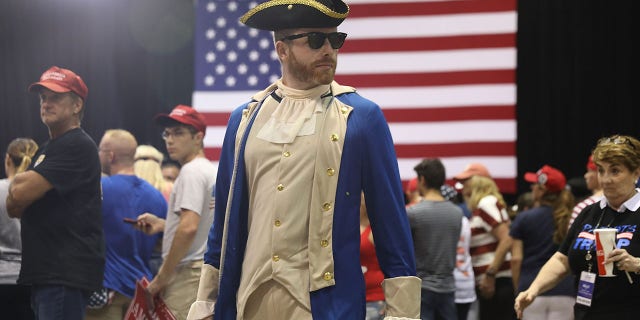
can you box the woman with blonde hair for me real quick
[134,145,173,202]
[132,145,173,277]
[0,137,38,319]
[463,175,514,320]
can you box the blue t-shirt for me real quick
[101,175,167,297]
[510,205,575,296]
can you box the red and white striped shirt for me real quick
[568,194,604,230]
[469,195,512,281]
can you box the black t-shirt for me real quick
[19,128,105,292]
[559,202,640,319]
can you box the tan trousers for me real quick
[162,259,203,320]
[84,291,131,320]
[243,280,312,320]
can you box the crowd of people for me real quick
[394,135,640,320]
[1,1,640,320]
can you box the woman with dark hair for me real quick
[515,135,640,319]
[510,165,575,319]
[0,137,38,319]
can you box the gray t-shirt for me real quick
[0,178,22,284]
[407,199,463,293]
[162,157,216,264]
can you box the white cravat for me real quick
[256,80,329,143]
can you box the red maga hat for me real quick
[524,165,566,193]
[28,66,88,100]
[154,105,207,136]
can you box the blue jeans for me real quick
[31,285,89,320]
[421,289,457,320]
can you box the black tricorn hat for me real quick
[240,0,350,31]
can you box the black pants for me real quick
[477,277,516,320]
[455,303,471,320]
[0,284,35,320]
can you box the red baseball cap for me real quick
[586,155,597,171]
[453,163,491,181]
[154,105,207,136]
[407,177,418,193]
[28,66,88,100]
[524,165,566,193]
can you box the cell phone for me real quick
[123,217,137,224]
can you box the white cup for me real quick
[594,228,618,277]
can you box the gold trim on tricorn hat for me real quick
[240,0,349,31]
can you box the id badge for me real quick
[576,271,596,306]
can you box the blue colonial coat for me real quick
[204,82,416,319]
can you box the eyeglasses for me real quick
[600,136,636,150]
[161,129,190,140]
[280,32,347,49]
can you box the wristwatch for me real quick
[485,269,497,277]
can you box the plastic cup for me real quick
[594,228,617,277]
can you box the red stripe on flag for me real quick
[348,0,517,18]
[395,142,515,158]
[201,105,515,127]
[340,34,516,53]
[334,70,515,88]
[207,143,515,159]
[383,106,515,122]
[205,147,222,160]
[486,178,516,194]
[202,112,231,126]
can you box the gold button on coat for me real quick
[277,184,284,191]
[272,255,280,262]
[320,240,329,247]
[330,134,339,141]
[283,151,291,157]
[274,219,281,227]
[322,202,332,211]
[326,168,335,176]
[323,272,333,281]
[341,106,348,114]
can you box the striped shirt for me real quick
[568,194,603,229]
[469,195,512,281]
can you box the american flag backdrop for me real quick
[193,0,518,193]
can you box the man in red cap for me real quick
[6,66,104,320]
[134,105,216,319]
[188,1,420,319]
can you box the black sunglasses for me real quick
[280,32,347,49]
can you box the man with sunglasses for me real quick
[188,1,420,320]
[134,105,216,319]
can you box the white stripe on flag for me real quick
[337,48,516,74]
[204,119,515,148]
[341,12,517,39]
[193,84,516,112]
[398,156,517,180]
[390,120,516,144]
